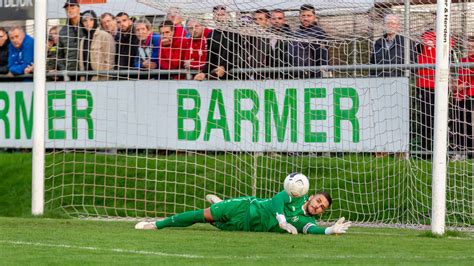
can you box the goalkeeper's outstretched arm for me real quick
[305,217,352,235]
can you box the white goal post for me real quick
[26,0,473,234]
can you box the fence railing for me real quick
[0,63,473,81]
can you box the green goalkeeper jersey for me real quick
[248,191,324,234]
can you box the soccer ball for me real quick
[283,173,309,197]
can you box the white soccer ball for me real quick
[283,173,309,198]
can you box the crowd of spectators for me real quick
[0,1,333,81]
[0,0,473,155]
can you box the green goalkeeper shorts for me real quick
[210,196,254,232]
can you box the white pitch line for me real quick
[1,240,473,261]
[0,240,256,260]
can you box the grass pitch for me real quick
[0,217,472,265]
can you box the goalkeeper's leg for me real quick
[135,208,214,230]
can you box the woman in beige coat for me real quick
[79,10,115,81]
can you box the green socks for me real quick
[155,210,206,229]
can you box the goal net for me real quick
[36,0,473,230]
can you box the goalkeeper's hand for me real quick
[276,214,298,235]
[325,217,352,235]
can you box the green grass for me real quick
[0,152,472,264]
[0,151,472,227]
[0,152,32,217]
[0,217,472,265]
[42,151,473,226]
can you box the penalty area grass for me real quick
[0,217,472,265]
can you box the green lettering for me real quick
[48,90,66,139]
[334,88,360,142]
[234,89,259,142]
[304,88,327,143]
[264,88,297,142]
[15,91,33,139]
[0,91,10,139]
[72,90,94,140]
[204,89,230,141]
[177,89,201,140]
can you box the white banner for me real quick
[0,78,410,152]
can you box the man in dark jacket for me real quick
[370,14,417,77]
[291,4,328,79]
[56,0,84,79]
[195,8,242,81]
[269,9,292,79]
[0,27,9,74]
[115,12,139,74]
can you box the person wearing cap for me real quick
[56,0,84,79]
[78,10,116,81]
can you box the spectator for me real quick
[291,4,328,79]
[166,6,189,56]
[416,27,455,153]
[370,14,417,77]
[195,7,242,81]
[212,5,229,26]
[182,19,212,72]
[254,9,271,29]
[100,12,118,38]
[7,26,34,75]
[78,10,116,81]
[134,17,160,70]
[0,27,9,74]
[47,26,60,71]
[56,0,84,79]
[237,10,272,79]
[269,9,291,79]
[452,36,474,158]
[158,20,186,79]
[115,12,139,72]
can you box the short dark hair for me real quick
[0,27,7,34]
[300,4,316,14]
[116,12,129,18]
[316,191,332,207]
[272,9,285,15]
[160,20,175,31]
[255,8,270,19]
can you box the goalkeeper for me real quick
[135,190,351,235]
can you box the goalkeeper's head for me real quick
[305,191,332,216]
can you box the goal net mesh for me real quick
[41,0,473,230]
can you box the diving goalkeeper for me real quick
[135,189,351,235]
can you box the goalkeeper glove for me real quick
[276,214,298,235]
[325,217,352,235]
